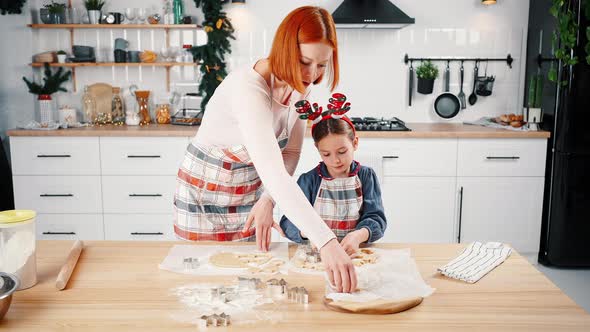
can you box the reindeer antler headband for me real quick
[295,93,355,134]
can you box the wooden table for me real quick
[4,241,589,331]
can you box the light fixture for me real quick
[482,0,497,5]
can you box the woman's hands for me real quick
[243,196,284,251]
[320,238,357,293]
[340,228,370,256]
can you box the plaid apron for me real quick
[313,163,363,240]
[174,129,289,241]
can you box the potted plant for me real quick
[56,50,67,63]
[84,0,106,24]
[22,63,72,123]
[416,60,439,94]
[44,1,66,24]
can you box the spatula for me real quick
[468,62,478,106]
[458,63,466,109]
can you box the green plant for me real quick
[57,50,67,55]
[548,0,590,85]
[22,63,71,95]
[84,0,106,11]
[192,0,235,110]
[415,60,439,80]
[0,0,27,15]
[44,1,66,14]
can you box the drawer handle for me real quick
[486,156,520,160]
[40,194,74,197]
[382,156,400,159]
[43,232,76,235]
[129,194,163,197]
[131,232,164,235]
[37,154,71,158]
[127,155,161,158]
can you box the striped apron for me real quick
[174,130,289,241]
[313,162,364,240]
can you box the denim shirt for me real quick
[279,161,387,243]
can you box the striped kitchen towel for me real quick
[438,242,512,283]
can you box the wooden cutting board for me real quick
[323,296,423,314]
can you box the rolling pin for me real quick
[55,240,84,290]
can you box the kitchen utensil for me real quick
[468,61,479,105]
[55,240,84,291]
[0,210,37,290]
[475,60,495,96]
[458,62,466,109]
[114,38,129,50]
[323,296,423,314]
[408,61,414,106]
[434,62,461,119]
[0,272,19,320]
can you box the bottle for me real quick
[82,85,96,124]
[173,0,184,24]
[163,0,174,25]
[182,44,194,63]
[111,87,125,125]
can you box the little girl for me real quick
[280,94,387,255]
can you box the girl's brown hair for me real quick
[312,118,355,143]
[268,6,339,94]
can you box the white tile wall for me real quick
[0,0,531,141]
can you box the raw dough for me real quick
[209,252,272,268]
[292,247,379,271]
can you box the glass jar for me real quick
[82,85,96,124]
[135,90,152,125]
[111,87,125,125]
[155,104,171,124]
[0,210,37,290]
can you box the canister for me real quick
[0,210,37,290]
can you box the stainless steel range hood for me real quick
[331,0,415,29]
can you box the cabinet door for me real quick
[457,177,544,254]
[380,176,456,243]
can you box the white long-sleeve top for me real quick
[193,64,336,248]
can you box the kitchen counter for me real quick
[6,123,551,138]
[4,241,588,331]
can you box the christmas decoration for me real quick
[192,0,235,110]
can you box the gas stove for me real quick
[349,117,411,131]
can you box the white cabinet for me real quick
[380,177,456,243]
[103,214,175,241]
[102,176,176,214]
[36,214,104,240]
[457,177,545,254]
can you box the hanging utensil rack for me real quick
[403,54,514,68]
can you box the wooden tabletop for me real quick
[6,123,550,138]
[3,241,588,331]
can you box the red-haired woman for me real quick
[174,6,356,292]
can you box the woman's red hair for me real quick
[268,6,339,93]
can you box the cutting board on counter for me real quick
[323,296,423,314]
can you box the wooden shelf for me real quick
[28,24,201,29]
[30,62,198,67]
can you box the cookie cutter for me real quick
[237,276,263,290]
[183,257,200,270]
[200,312,231,327]
[287,286,309,304]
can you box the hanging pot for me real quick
[434,63,461,119]
[417,77,435,94]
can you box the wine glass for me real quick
[125,8,136,24]
[137,8,147,25]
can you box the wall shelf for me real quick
[28,24,201,29]
[28,22,204,92]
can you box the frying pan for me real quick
[434,62,461,119]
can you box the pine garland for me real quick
[1,0,27,15]
[192,0,235,110]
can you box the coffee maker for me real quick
[526,107,543,131]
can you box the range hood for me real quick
[331,0,415,29]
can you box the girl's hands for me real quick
[340,228,370,256]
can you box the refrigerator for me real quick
[526,0,590,266]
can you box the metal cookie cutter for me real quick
[200,313,231,327]
[288,286,309,304]
[183,257,200,270]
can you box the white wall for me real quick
[226,0,530,122]
[0,0,530,150]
